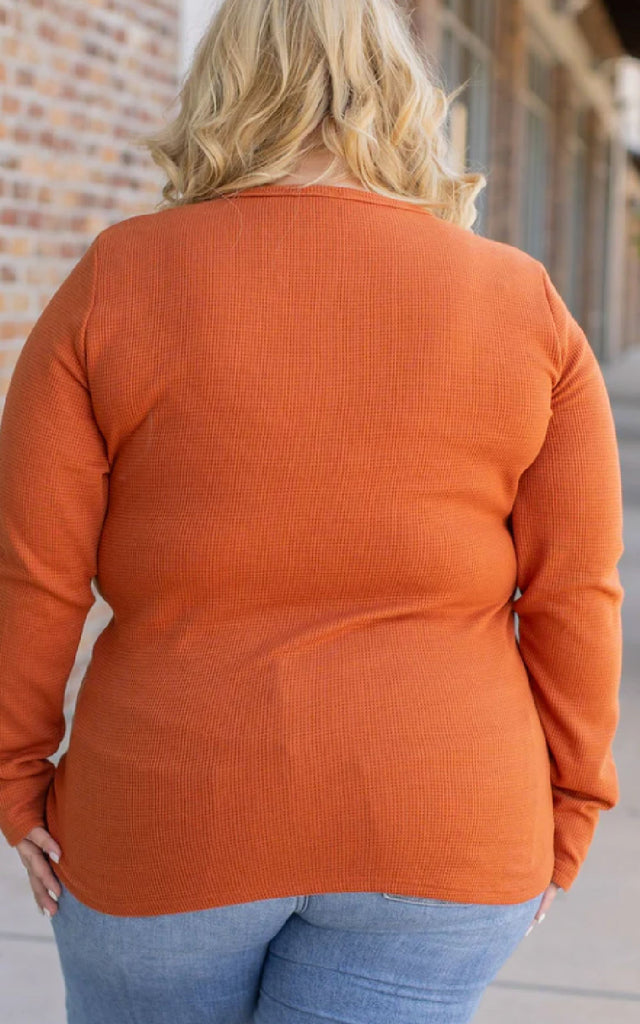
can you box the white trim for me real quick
[617,57,640,154]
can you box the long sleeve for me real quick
[510,264,625,893]
[0,234,110,847]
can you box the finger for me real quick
[29,873,59,917]
[531,897,556,929]
[24,826,62,863]
[16,842,61,874]
[536,887,558,920]
[26,851,62,901]
[525,886,557,935]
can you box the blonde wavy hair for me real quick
[135,0,486,229]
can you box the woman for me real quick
[0,1,624,1022]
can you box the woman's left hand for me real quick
[525,880,561,936]
[15,826,63,919]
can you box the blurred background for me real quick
[0,1,639,1021]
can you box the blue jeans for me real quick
[51,880,545,1023]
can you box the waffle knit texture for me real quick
[0,184,624,916]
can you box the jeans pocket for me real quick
[382,892,453,906]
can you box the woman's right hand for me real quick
[15,825,63,919]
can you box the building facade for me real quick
[407,0,639,362]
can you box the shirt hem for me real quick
[52,858,552,918]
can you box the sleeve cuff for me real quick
[0,811,48,848]
[551,861,576,891]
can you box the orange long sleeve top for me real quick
[0,184,624,916]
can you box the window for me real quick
[598,136,614,360]
[520,36,555,263]
[440,1,495,235]
[565,107,588,324]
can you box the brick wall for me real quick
[0,0,181,408]
[0,0,181,734]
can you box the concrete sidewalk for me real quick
[1,347,639,1023]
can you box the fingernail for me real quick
[524,923,534,937]
[48,851,60,863]
[43,908,52,919]
[47,889,58,902]
[537,913,546,924]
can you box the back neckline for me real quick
[221,182,436,216]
